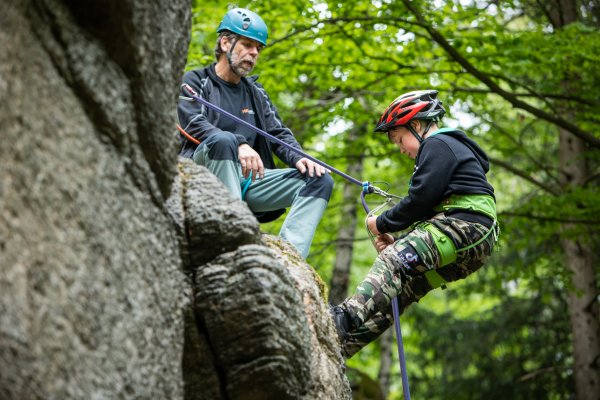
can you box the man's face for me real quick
[387,124,421,159]
[224,36,264,77]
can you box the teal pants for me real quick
[193,133,333,258]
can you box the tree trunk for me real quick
[558,128,600,400]
[548,2,600,398]
[378,329,393,399]
[329,125,365,305]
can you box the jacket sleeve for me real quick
[253,82,304,167]
[177,70,248,157]
[376,139,457,233]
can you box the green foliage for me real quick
[187,0,599,398]
[408,283,574,399]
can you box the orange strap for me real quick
[176,124,201,145]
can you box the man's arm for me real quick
[252,82,304,167]
[253,82,327,176]
[376,139,457,233]
[177,70,248,156]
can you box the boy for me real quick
[331,90,499,357]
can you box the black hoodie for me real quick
[376,128,495,234]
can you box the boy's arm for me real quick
[376,140,457,233]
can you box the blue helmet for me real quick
[217,8,268,46]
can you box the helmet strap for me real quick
[422,121,434,138]
[407,120,435,143]
[407,124,424,144]
[225,36,241,76]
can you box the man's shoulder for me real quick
[184,66,210,80]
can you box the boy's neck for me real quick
[421,124,439,140]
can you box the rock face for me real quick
[0,1,350,399]
[172,160,351,400]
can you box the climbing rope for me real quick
[180,84,412,399]
[360,186,411,400]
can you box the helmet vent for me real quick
[242,17,251,30]
[236,10,252,30]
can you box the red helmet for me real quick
[374,90,446,132]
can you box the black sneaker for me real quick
[329,305,352,341]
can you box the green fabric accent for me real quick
[420,222,457,267]
[434,194,497,220]
[426,127,456,137]
[424,270,447,289]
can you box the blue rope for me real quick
[241,175,252,200]
[362,195,411,400]
[392,296,411,400]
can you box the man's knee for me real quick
[202,132,239,161]
[299,173,334,200]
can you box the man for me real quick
[177,8,333,259]
[331,90,499,357]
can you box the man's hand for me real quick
[295,158,328,177]
[374,233,395,253]
[238,144,264,181]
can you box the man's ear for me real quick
[220,36,231,53]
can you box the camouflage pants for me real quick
[341,213,499,358]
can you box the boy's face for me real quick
[387,124,421,159]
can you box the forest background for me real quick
[187,1,600,399]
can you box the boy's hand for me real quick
[374,234,395,253]
[366,216,380,235]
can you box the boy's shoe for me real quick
[329,305,352,342]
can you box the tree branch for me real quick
[500,211,600,225]
[489,156,560,195]
[453,86,598,107]
[400,0,600,149]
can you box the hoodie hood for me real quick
[429,128,490,173]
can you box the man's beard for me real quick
[229,53,255,77]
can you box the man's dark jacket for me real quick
[177,63,303,169]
